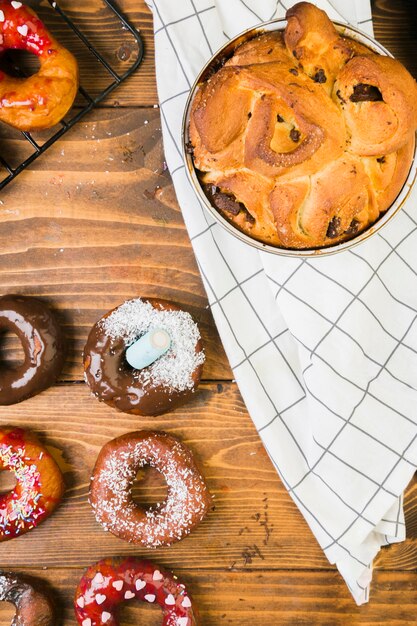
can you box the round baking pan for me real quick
[182,19,417,257]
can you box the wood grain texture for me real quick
[371,0,417,76]
[2,569,417,625]
[0,108,230,381]
[0,383,416,573]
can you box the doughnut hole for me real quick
[0,470,17,494]
[118,600,161,625]
[132,466,168,509]
[0,601,16,623]
[0,330,25,369]
[0,49,41,78]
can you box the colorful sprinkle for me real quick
[0,437,46,540]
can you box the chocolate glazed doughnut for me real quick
[0,295,65,405]
[83,298,205,416]
[0,572,55,626]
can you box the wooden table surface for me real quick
[0,0,416,624]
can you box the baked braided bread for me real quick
[189,2,417,249]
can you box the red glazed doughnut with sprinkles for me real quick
[89,430,212,547]
[0,427,64,541]
[0,0,78,131]
[74,557,198,626]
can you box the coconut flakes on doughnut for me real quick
[91,436,209,548]
[100,298,205,392]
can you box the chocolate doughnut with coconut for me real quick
[83,298,205,416]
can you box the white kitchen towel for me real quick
[146,0,417,605]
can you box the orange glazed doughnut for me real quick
[75,558,199,626]
[0,0,78,131]
[0,427,64,540]
[90,430,212,547]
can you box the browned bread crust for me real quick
[189,2,417,249]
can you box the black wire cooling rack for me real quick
[0,0,144,190]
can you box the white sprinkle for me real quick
[165,593,175,605]
[178,618,188,626]
[135,579,146,590]
[0,10,4,21]
[93,573,104,585]
[145,594,156,603]
[182,596,192,607]
[102,613,111,624]
[95,593,106,605]
[91,432,209,548]
[124,590,135,600]
[101,298,205,392]
[11,1,22,8]
[82,620,92,626]
[17,25,28,37]
[153,570,163,581]
[76,597,85,608]
[112,580,123,591]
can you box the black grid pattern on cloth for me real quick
[148,0,417,601]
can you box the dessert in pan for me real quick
[188,1,417,249]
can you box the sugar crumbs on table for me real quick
[101,298,205,392]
